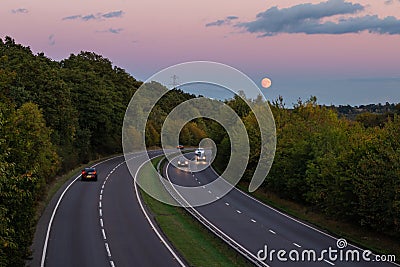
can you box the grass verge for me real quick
[237,181,400,262]
[138,156,252,267]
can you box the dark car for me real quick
[81,167,98,181]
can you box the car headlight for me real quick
[178,161,181,164]
[185,161,188,164]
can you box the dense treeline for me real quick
[1,37,141,169]
[145,85,207,148]
[334,102,399,118]
[273,98,399,236]
[0,37,143,266]
[0,102,58,266]
[0,37,208,266]
[1,36,399,265]
[213,96,400,239]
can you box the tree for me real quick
[0,102,58,266]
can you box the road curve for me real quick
[31,151,185,267]
[164,153,399,267]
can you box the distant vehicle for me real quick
[81,167,98,181]
[194,147,204,156]
[177,157,189,167]
[194,148,206,161]
[176,145,184,150]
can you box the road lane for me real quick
[165,152,398,267]
[34,152,184,267]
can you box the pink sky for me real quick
[1,0,400,105]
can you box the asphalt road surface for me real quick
[164,152,399,267]
[30,150,398,267]
[31,151,185,267]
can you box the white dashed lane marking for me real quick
[105,242,111,257]
[236,210,242,214]
[269,229,276,234]
[99,209,103,217]
[102,229,107,240]
[251,219,256,223]
[225,202,230,206]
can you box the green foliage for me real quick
[0,102,57,266]
[0,37,140,265]
[60,51,140,161]
[216,94,400,238]
[356,112,393,128]
[1,36,399,265]
[265,97,399,237]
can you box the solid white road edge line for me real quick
[134,156,187,267]
[165,158,269,267]
[40,154,127,267]
[210,168,400,267]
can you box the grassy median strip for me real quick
[138,157,251,267]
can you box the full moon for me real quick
[261,77,272,88]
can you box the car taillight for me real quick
[92,171,96,175]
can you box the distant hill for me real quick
[325,102,400,128]
[330,102,399,119]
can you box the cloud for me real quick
[226,16,239,20]
[96,28,124,34]
[11,8,28,14]
[63,15,81,20]
[102,11,124,18]
[62,10,124,21]
[205,15,239,27]
[82,14,96,21]
[234,0,400,36]
[206,20,226,27]
[48,34,55,46]
[384,0,400,4]
[108,28,123,34]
